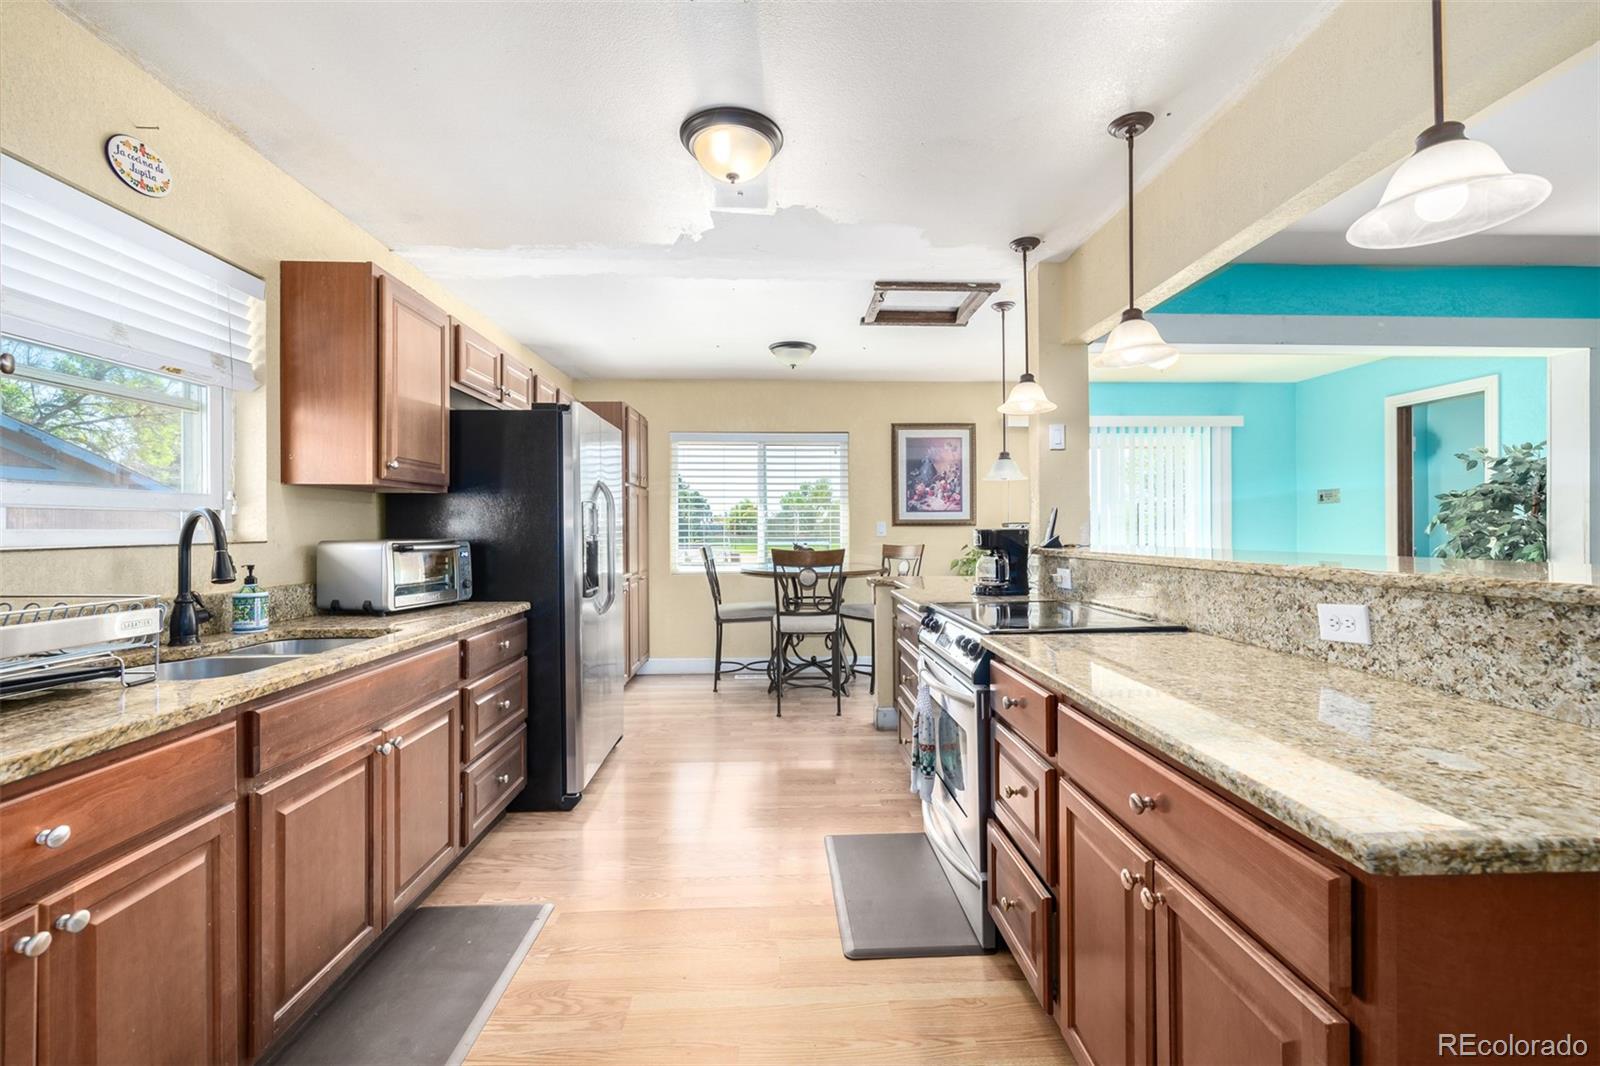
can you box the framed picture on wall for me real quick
[891,423,975,525]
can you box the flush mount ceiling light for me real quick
[998,236,1057,416]
[769,340,815,370]
[1346,0,1550,249]
[679,107,783,185]
[861,280,1000,327]
[984,300,1026,482]
[1096,112,1180,372]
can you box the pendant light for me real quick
[1347,0,1550,249]
[984,301,1027,482]
[998,236,1056,415]
[679,107,784,185]
[1096,112,1179,371]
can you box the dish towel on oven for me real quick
[910,680,936,802]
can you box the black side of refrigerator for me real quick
[384,407,573,810]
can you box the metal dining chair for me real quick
[841,544,924,694]
[769,547,847,717]
[698,546,775,692]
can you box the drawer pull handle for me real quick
[1000,696,1025,710]
[997,896,1019,912]
[392,735,405,749]
[1118,868,1143,891]
[376,741,394,756]
[54,909,91,934]
[1128,792,1157,815]
[35,825,71,849]
[899,738,912,746]
[12,932,51,958]
[1139,886,1165,911]
[386,459,401,470]
[498,698,514,711]
[495,772,512,786]
[497,639,512,650]
[1002,785,1028,799]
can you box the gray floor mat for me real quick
[825,833,987,959]
[264,903,552,1066]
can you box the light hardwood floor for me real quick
[430,674,1073,1065]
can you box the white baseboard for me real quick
[638,656,873,676]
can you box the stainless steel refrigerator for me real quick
[385,403,624,810]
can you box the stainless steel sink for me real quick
[156,655,294,681]
[220,637,371,657]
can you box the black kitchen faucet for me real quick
[170,507,237,646]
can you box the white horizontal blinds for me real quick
[671,432,849,569]
[1088,420,1233,552]
[0,155,264,391]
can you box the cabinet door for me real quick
[1,908,39,1066]
[621,579,634,681]
[381,692,460,922]
[1152,864,1348,1066]
[625,408,647,487]
[377,273,450,489]
[251,733,384,1049]
[452,322,502,405]
[636,573,649,668]
[1058,783,1154,1066]
[501,358,534,409]
[534,377,559,405]
[37,805,240,1066]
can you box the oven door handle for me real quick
[923,804,982,887]
[916,665,980,707]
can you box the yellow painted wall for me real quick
[0,1,571,596]
[572,379,1028,660]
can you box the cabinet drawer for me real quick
[1,723,237,897]
[247,642,459,776]
[462,658,528,762]
[462,618,527,679]
[991,720,1056,883]
[462,727,527,844]
[991,659,1056,757]
[987,818,1053,1012]
[1058,704,1352,1001]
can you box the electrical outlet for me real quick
[875,521,887,537]
[1052,568,1073,591]
[1317,604,1371,645]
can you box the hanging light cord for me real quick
[1432,0,1445,127]
[1126,128,1136,310]
[998,305,1009,451]
[1019,244,1032,377]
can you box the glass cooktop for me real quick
[930,600,1185,635]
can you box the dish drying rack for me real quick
[0,596,165,698]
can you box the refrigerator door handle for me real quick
[592,480,619,615]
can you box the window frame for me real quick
[1087,415,1238,553]
[669,430,850,573]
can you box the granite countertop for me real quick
[0,601,529,787]
[984,630,1599,876]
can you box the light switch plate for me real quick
[1048,423,1066,450]
[875,521,887,537]
[1316,603,1371,645]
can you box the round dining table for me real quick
[738,562,883,694]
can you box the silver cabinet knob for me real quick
[496,639,512,650]
[997,896,1018,912]
[495,772,511,786]
[1002,785,1028,799]
[391,735,405,749]
[1119,868,1143,891]
[497,698,513,711]
[1001,695,1025,710]
[13,931,51,958]
[1139,886,1164,911]
[376,741,394,756]
[386,459,401,470]
[1128,792,1157,815]
[35,825,71,849]
[54,909,91,934]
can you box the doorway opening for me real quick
[1385,376,1499,559]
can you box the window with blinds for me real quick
[1088,417,1237,553]
[1,155,265,548]
[671,432,850,570]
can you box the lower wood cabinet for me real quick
[381,691,460,922]
[1,908,38,1066]
[987,819,1053,1011]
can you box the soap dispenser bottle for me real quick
[231,565,269,633]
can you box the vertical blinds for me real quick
[671,432,849,568]
[0,155,263,390]
[1088,420,1234,552]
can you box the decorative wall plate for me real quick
[105,135,172,198]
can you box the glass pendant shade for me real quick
[680,108,783,185]
[999,373,1057,416]
[984,451,1026,482]
[1346,133,1552,249]
[769,340,814,370]
[1095,310,1180,370]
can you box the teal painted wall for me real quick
[1412,392,1486,556]
[1089,357,1548,556]
[1152,265,1600,319]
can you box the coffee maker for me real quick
[972,526,1029,597]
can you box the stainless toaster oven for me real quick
[315,540,472,613]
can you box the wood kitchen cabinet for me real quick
[380,692,460,922]
[451,321,534,410]
[1,908,39,1066]
[500,358,534,408]
[280,261,449,491]
[625,407,648,487]
[534,377,559,404]
[37,806,240,1066]
[587,402,651,679]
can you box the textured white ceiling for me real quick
[64,0,1339,380]
[1245,46,1600,266]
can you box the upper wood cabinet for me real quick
[500,358,534,409]
[280,262,449,491]
[534,377,559,405]
[625,407,648,488]
[451,322,534,410]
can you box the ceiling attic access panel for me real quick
[862,281,1000,327]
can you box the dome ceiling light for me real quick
[998,236,1057,416]
[1096,112,1180,371]
[984,300,1027,482]
[1346,0,1550,250]
[679,107,784,185]
[770,340,815,370]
